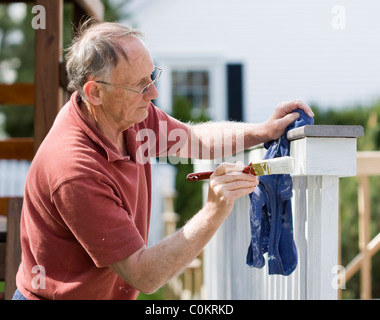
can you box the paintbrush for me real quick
[186,156,294,181]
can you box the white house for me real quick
[123,0,380,124]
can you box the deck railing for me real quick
[197,125,363,300]
[343,151,380,299]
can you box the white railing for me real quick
[198,125,363,300]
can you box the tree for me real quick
[170,96,210,227]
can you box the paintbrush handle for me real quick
[186,171,214,181]
[186,163,254,181]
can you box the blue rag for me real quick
[246,109,314,275]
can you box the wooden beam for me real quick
[59,61,69,90]
[0,198,10,217]
[0,83,34,106]
[345,252,363,282]
[34,0,63,152]
[342,151,380,298]
[0,241,5,283]
[0,138,34,161]
[367,232,380,256]
[357,151,380,176]
[358,175,371,299]
[0,0,33,3]
[71,0,105,37]
[4,197,22,300]
[344,233,380,282]
[72,0,104,20]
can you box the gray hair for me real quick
[65,19,143,100]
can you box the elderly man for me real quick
[13,21,313,300]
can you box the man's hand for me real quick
[110,161,258,295]
[263,99,314,141]
[206,162,258,219]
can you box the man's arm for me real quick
[110,162,258,294]
[178,99,314,159]
[109,99,313,293]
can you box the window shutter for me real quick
[227,64,244,122]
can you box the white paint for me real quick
[290,137,357,177]
[201,133,358,299]
[305,175,339,299]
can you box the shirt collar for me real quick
[70,92,132,162]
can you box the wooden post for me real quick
[73,0,105,21]
[34,0,63,152]
[358,175,371,299]
[200,125,363,300]
[344,151,380,299]
[4,198,23,300]
[162,194,179,237]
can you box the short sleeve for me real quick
[52,177,145,268]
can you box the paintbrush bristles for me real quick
[264,156,294,175]
[251,156,294,176]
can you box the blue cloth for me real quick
[246,109,314,275]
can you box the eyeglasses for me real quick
[95,66,162,95]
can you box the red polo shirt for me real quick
[16,92,189,300]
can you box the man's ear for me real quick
[83,81,102,106]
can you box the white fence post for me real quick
[200,125,363,300]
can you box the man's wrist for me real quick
[244,122,272,148]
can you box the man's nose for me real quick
[144,83,159,101]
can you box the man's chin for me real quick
[136,107,149,123]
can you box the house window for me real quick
[171,70,210,115]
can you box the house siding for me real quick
[126,0,380,123]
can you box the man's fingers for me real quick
[212,161,245,177]
[206,162,259,213]
[227,186,256,200]
[210,162,259,192]
[277,99,314,118]
[221,178,258,191]
[290,99,314,117]
[278,111,301,128]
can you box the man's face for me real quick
[99,36,159,130]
